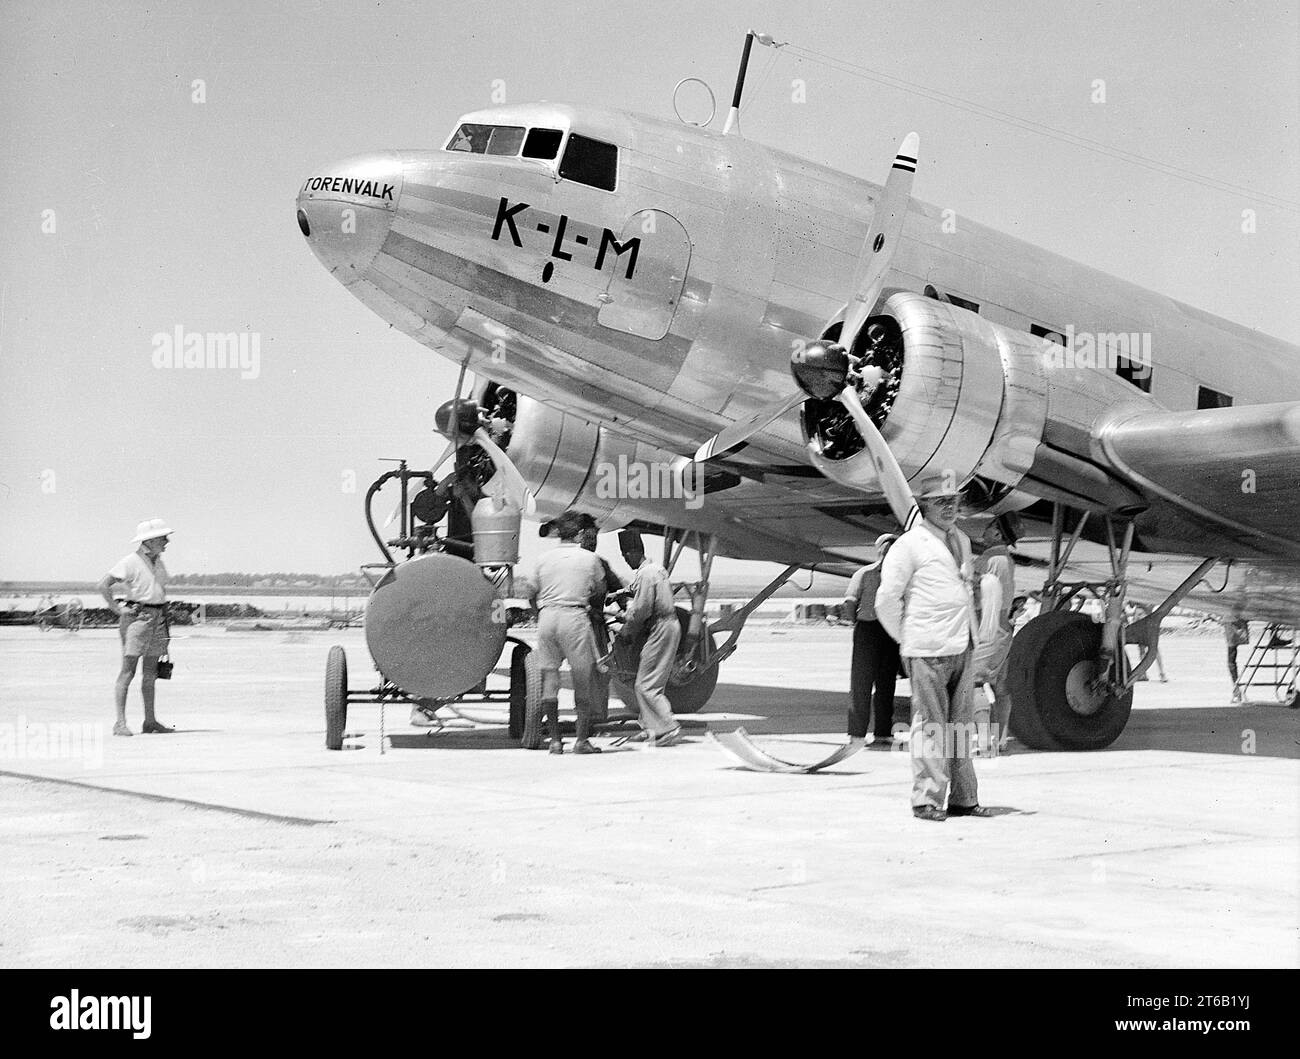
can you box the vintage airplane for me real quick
[295,38,1300,750]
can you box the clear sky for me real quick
[2,0,1296,581]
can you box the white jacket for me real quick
[874,521,977,657]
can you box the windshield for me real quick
[446,123,565,160]
[446,123,525,156]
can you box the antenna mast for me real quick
[723,29,784,136]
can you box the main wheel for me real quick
[1007,611,1133,751]
[325,645,348,750]
[508,642,539,740]
[666,608,719,714]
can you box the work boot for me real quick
[549,739,564,755]
[572,739,601,755]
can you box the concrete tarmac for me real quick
[0,624,1296,968]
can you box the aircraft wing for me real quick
[1093,402,1300,556]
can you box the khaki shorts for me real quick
[120,606,169,657]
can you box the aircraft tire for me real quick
[667,608,719,715]
[509,642,539,741]
[1007,611,1132,751]
[1284,685,1299,709]
[325,644,348,751]
[520,652,544,749]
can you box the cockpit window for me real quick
[446,123,526,155]
[522,128,563,160]
[558,133,618,191]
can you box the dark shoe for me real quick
[946,803,993,818]
[572,739,602,755]
[112,722,133,738]
[548,739,563,755]
[912,805,947,822]
[142,721,175,734]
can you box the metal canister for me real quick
[471,496,521,565]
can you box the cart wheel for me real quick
[508,642,537,740]
[520,651,544,749]
[325,645,348,750]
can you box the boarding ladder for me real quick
[1235,623,1300,705]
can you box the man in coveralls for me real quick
[525,510,607,755]
[616,529,683,746]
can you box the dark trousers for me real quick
[849,619,901,738]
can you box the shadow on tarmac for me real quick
[1112,703,1299,758]
[359,680,1297,761]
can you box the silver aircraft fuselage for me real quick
[296,101,1300,619]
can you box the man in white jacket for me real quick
[875,477,990,822]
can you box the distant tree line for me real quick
[169,573,367,587]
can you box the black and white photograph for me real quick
[1,0,1295,1029]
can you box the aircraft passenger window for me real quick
[522,128,563,160]
[1031,324,1067,346]
[446,123,526,155]
[1116,354,1152,393]
[1197,386,1233,409]
[559,133,618,191]
[945,294,980,314]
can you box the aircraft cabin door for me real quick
[597,210,690,340]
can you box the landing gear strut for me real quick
[1007,503,1217,751]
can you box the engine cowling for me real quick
[475,382,704,526]
[802,291,1053,510]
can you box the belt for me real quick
[540,601,588,610]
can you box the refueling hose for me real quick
[364,470,402,565]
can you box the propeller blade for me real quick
[428,439,458,478]
[835,388,920,530]
[840,132,918,352]
[472,427,537,515]
[693,391,806,463]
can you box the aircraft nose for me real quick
[295,152,402,283]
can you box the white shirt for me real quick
[874,520,976,657]
[109,550,168,604]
